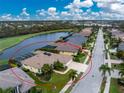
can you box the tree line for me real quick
[0,21,78,38]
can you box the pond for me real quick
[0,32,70,60]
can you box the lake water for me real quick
[0,32,70,60]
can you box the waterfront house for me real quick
[79,28,92,37]
[21,51,72,73]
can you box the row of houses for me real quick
[0,27,93,93]
[21,28,93,73]
[109,29,124,42]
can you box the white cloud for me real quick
[21,8,30,16]
[65,0,93,9]
[19,8,30,20]
[36,9,46,16]
[1,14,12,20]
[110,3,124,14]
[61,11,71,16]
[47,7,60,20]
[48,7,57,16]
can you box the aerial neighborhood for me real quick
[0,21,124,93]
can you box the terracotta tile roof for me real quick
[21,51,72,69]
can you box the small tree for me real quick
[41,64,53,81]
[41,64,53,74]
[69,70,78,81]
[118,63,124,77]
[53,60,64,71]
[117,51,124,59]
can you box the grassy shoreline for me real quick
[0,29,72,52]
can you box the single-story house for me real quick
[45,33,87,55]
[55,43,79,55]
[0,67,35,93]
[21,51,72,73]
[65,33,87,47]
[110,29,124,41]
[79,28,92,37]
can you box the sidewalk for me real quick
[103,44,111,93]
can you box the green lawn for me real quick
[110,53,118,60]
[100,78,106,93]
[26,70,72,93]
[73,52,86,63]
[109,78,121,93]
[0,29,71,52]
[0,60,8,65]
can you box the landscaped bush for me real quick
[41,64,53,81]
[22,68,29,72]
[117,51,124,59]
[118,78,124,86]
[73,51,85,62]
[53,60,65,71]
[36,48,60,53]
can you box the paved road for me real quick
[71,28,105,93]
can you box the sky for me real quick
[0,0,124,20]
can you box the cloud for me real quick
[19,8,30,20]
[61,11,71,16]
[21,8,30,16]
[48,7,57,16]
[47,7,60,20]
[36,9,46,16]
[65,0,93,9]
[1,14,12,20]
[110,3,124,14]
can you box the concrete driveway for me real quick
[67,62,88,73]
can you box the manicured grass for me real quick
[110,53,118,60]
[0,60,8,65]
[100,78,106,93]
[111,64,122,70]
[26,70,72,93]
[73,53,86,63]
[0,29,71,52]
[110,78,121,93]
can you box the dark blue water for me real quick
[0,32,70,60]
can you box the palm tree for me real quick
[119,69,124,77]
[69,70,78,81]
[99,64,113,78]
[41,64,53,81]
[41,64,53,75]
[53,60,64,70]
[118,63,124,77]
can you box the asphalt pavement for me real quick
[71,28,105,93]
